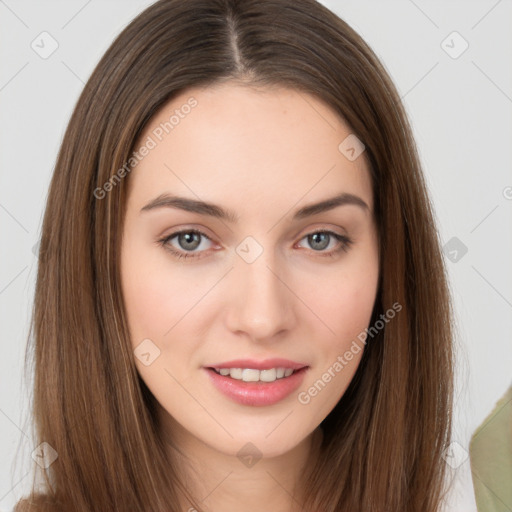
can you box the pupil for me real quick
[310,232,329,250]
[179,232,200,250]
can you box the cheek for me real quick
[121,245,203,392]
[295,260,378,417]
[121,241,218,359]
[122,270,169,341]
[121,239,183,342]
[302,254,379,352]
[330,276,377,342]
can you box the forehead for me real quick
[127,82,373,216]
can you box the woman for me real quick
[16,0,454,510]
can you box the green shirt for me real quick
[470,384,512,512]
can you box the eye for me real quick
[296,230,353,257]
[158,228,353,261]
[158,229,215,260]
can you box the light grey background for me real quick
[1,1,511,511]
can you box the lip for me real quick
[205,358,308,371]
[203,365,309,407]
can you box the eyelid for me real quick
[293,223,348,240]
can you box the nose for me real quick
[224,247,296,342]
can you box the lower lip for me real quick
[204,367,308,407]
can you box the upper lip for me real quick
[205,358,308,371]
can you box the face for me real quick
[120,82,379,460]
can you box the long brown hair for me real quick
[15,0,454,510]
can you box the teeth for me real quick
[259,369,277,382]
[213,367,299,382]
[242,369,260,382]
[230,368,243,380]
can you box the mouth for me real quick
[203,360,309,406]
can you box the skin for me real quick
[120,81,379,512]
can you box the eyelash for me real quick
[157,229,353,261]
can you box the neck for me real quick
[161,415,323,512]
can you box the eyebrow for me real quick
[140,192,369,222]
